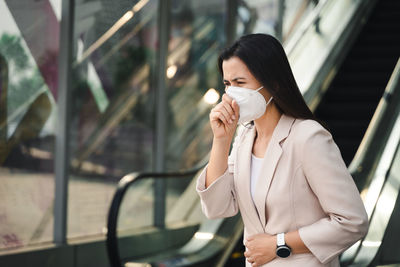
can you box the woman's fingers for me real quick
[232,100,239,118]
[222,93,233,103]
[209,95,239,136]
[211,109,228,126]
[247,258,256,265]
[221,94,237,120]
[219,106,234,124]
[222,93,240,121]
[221,101,236,121]
[212,103,233,125]
[246,235,255,241]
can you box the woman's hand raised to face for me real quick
[209,93,240,140]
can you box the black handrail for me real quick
[106,163,207,267]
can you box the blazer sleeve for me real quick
[195,129,243,219]
[297,121,369,264]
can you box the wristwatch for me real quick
[276,233,291,258]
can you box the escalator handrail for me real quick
[106,162,207,267]
[285,0,329,54]
[348,57,400,188]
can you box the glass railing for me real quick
[164,2,227,171]
[67,0,160,239]
[0,0,228,250]
[68,0,231,239]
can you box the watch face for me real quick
[276,245,291,258]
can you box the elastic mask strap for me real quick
[255,86,273,106]
[265,96,273,106]
[255,86,263,92]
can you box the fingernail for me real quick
[231,115,235,120]
[229,119,233,124]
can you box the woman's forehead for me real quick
[222,57,253,81]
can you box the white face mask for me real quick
[226,85,273,124]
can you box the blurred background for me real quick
[0,0,399,266]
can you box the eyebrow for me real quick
[223,77,247,83]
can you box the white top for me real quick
[250,153,264,201]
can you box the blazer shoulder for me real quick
[291,119,331,144]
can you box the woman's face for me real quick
[222,56,271,100]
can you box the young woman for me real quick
[196,33,368,267]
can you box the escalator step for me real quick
[329,129,365,141]
[340,59,398,73]
[317,103,377,120]
[327,119,370,131]
[368,23,400,33]
[350,46,400,57]
[357,35,400,45]
[333,137,364,160]
[332,72,392,86]
[374,10,400,18]
[378,0,400,6]
[322,87,384,102]
[327,122,370,140]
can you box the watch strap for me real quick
[277,233,285,246]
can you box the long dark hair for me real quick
[218,33,325,127]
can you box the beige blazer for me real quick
[196,114,368,267]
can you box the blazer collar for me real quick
[235,114,296,230]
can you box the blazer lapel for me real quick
[253,114,296,228]
[234,126,264,231]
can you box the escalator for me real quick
[106,0,400,266]
[341,58,400,266]
[314,0,400,170]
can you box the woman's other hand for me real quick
[209,93,239,140]
[244,234,276,267]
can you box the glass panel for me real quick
[238,0,318,42]
[282,0,319,41]
[0,0,61,250]
[164,0,227,224]
[118,178,154,231]
[67,0,159,239]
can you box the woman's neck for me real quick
[253,103,282,140]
